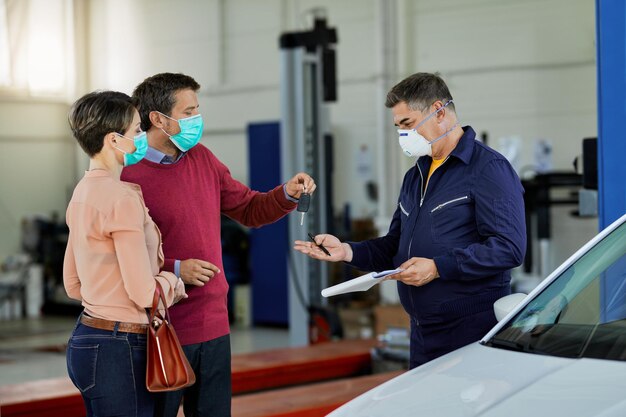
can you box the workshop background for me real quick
[0,0,617,415]
[0,0,598,265]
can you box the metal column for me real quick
[280,18,337,346]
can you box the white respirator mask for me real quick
[397,100,455,158]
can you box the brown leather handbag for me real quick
[146,281,196,392]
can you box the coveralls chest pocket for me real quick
[429,193,476,244]
[398,197,415,229]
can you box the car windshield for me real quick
[486,220,626,361]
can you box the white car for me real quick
[329,213,626,417]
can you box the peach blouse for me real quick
[63,170,178,324]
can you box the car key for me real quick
[297,192,310,226]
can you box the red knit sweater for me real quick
[121,144,296,345]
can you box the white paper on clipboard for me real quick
[321,268,404,298]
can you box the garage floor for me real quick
[0,316,289,387]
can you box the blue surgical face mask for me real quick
[115,131,148,166]
[158,112,204,152]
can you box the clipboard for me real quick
[321,268,404,297]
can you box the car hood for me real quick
[329,343,626,417]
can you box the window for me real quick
[486,220,626,361]
[0,0,74,97]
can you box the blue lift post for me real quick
[247,122,289,326]
[596,0,626,229]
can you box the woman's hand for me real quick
[173,277,188,304]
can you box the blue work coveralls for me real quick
[348,126,526,368]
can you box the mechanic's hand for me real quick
[180,259,220,287]
[172,278,188,304]
[293,233,353,262]
[285,172,316,199]
[391,257,439,287]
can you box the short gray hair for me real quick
[385,72,455,113]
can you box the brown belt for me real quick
[80,314,148,335]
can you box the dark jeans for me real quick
[155,334,232,417]
[66,319,154,417]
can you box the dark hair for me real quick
[385,72,455,113]
[132,73,201,131]
[68,91,137,157]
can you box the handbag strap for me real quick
[147,280,170,325]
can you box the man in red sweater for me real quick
[121,73,315,417]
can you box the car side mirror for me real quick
[493,293,527,322]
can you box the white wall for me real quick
[0,0,598,272]
[401,0,598,270]
[0,99,75,259]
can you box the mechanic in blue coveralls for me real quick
[294,72,526,369]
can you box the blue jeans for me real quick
[155,334,232,417]
[66,318,154,417]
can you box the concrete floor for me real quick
[0,315,289,387]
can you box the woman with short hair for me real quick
[63,90,187,416]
